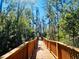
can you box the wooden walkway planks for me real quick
[31,40,55,59]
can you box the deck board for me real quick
[31,40,55,59]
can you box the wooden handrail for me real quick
[0,37,38,59]
[43,37,79,59]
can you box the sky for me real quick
[35,0,46,17]
[26,0,49,24]
[35,0,49,24]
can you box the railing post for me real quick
[56,43,58,59]
[26,43,28,59]
[47,41,48,49]
[50,42,51,52]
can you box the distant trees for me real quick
[46,0,56,40]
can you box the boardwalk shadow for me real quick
[31,40,38,59]
[31,40,43,59]
[37,46,44,51]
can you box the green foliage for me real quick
[46,0,79,48]
[0,9,35,56]
[59,8,79,47]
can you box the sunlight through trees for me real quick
[0,0,79,56]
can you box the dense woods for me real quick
[0,0,79,56]
[46,0,79,47]
[0,0,36,56]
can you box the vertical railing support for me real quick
[56,43,58,59]
[26,43,28,59]
[50,42,51,52]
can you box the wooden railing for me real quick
[43,38,79,59]
[0,37,38,59]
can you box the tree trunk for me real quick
[0,0,3,13]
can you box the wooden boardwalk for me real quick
[31,40,55,59]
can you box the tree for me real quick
[0,0,3,13]
[0,0,35,56]
[60,8,79,47]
